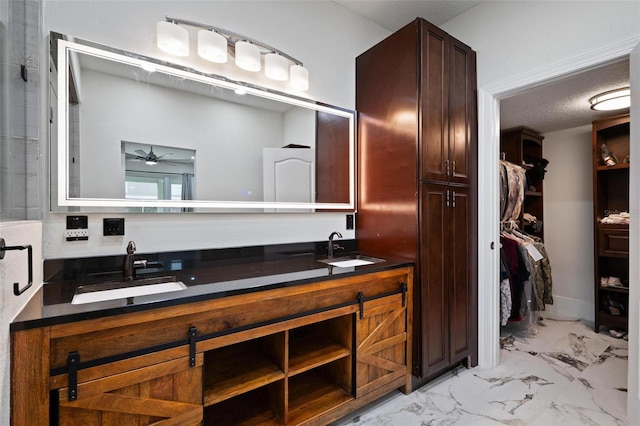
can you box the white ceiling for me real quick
[335,0,631,134]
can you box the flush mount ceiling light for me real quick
[589,87,630,111]
[155,16,309,91]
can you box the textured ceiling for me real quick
[336,0,631,135]
[500,59,630,133]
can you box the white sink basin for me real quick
[71,277,187,305]
[326,259,376,267]
[317,255,385,268]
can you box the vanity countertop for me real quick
[11,242,412,331]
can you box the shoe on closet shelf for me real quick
[609,329,625,339]
[601,277,610,287]
[608,277,623,287]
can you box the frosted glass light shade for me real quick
[156,21,189,57]
[265,53,289,81]
[197,30,228,63]
[290,64,309,91]
[589,87,630,111]
[235,41,261,72]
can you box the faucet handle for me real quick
[328,231,343,240]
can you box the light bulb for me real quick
[265,53,289,81]
[235,41,261,72]
[156,21,189,57]
[290,64,309,91]
[197,30,228,63]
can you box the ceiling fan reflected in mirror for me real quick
[125,145,193,166]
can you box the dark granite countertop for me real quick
[11,240,412,332]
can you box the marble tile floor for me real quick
[333,318,628,425]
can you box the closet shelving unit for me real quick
[592,113,630,332]
[500,126,545,239]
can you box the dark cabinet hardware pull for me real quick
[189,327,198,367]
[400,282,407,307]
[357,292,365,319]
[67,352,80,401]
[0,238,33,296]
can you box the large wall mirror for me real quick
[51,32,355,213]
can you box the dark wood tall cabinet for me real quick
[356,18,478,384]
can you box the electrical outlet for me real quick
[103,218,125,236]
[65,229,89,241]
[66,215,89,241]
[346,214,354,230]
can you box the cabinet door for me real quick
[449,186,474,363]
[57,355,203,425]
[419,182,449,376]
[420,22,449,182]
[356,293,408,397]
[447,39,476,185]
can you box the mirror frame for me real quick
[54,34,356,211]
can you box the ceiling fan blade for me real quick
[160,158,193,164]
[135,149,148,156]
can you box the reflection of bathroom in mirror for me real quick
[52,32,355,212]
[122,142,195,213]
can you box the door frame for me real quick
[476,37,640,371]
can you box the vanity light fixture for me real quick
[589,87,630,111]
[156,16,309,90]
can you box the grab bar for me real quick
[0,238,33,296]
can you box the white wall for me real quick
[0,221,43,426]
[441,1,640,88]
[541,126,594,322]
[42,1,389,258]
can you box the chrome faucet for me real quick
[327,231,343,258]
[124,241,137,280]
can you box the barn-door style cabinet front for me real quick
[11,266,413,425]
[356,17,478,384]
[56,353,203,425]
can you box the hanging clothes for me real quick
[500,160,527,222]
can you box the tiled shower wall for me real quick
[1,0,41,221]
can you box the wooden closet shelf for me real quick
[597,163,629,172]
[599,286,629,294]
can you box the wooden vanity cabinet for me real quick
[11,267,412,426]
